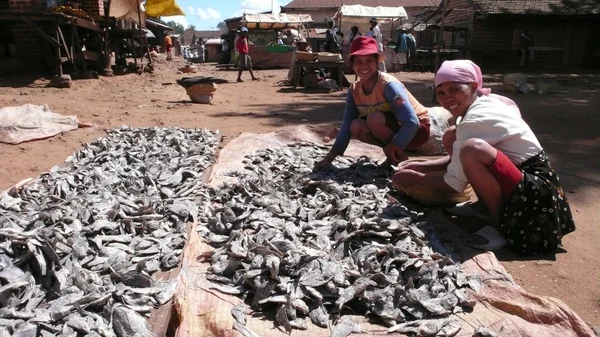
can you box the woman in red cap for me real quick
[314,36,431,170]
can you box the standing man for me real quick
[369,17,386,72]
[349,26,361,44]
[236,27,259,82]
[406,30,417,71]
[198,42,205,63]
[394,28,408,72]
[325,20,340,54]
[164,34,173,59]
[520,27,534,67]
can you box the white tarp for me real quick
[0,104,89,144]
[110,0,144,24]
[241,13,314,29]
[334,5,407,21]
[334,5,408,42]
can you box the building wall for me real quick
[470,16,592,69]
[206,44,220,62]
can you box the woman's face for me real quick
[435,81,477,117]
[353,54,379,81]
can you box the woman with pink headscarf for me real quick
[392,60,575,255]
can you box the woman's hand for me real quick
[383,143,409,166]
[396,160,425,172]
[391,169,424,190]
[313,152,337,171]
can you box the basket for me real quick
[185,83,217,95]
[396,159,473,206]
[317,52,342,62]
[188,94,214,104]
[296,51,317,62]
[179,65,198,73]
[186,83,217,104]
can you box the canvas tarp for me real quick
[110,0,144,24]
[144,0,184,17]
[334,5,408,41]
[334,5,408,21]
[242,13,314,30]
[0,104,90,144]
[172,124,595,337]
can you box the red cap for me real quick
[348,36,385,62]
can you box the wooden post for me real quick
[55,23,62,76]
[433,0,449,102]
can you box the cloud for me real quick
[233,0,282,17]
[165,15,189,28]
[188,6,221,21]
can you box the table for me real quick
[293,60,346,91]
[0,10,106,75]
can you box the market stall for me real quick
[223,13,314,69]
[333,4,408,69]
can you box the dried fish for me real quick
[0,127,219,336]
[199,144,478,333]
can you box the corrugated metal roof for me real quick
[182,30,223,45]
[472,0,600,15]
[283,0,440,9]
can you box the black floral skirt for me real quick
[498,151,576,255]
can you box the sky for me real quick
[163,0,290,30]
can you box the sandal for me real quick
[464,225,506,251]
[446,201,492,223]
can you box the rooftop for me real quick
[282,0,440,9]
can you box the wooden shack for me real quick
[411,0,600,69]
[204,38,221,62]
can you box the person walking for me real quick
[368,17,386,72]
[236,27,259,82]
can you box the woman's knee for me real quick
[349,119,368,136]
[442,126,456,154]
[460,138,496,165]
[366,111,386,128]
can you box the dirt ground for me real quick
[1,58,599,330]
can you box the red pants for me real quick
[489,150,523,200]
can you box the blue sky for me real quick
[163,0,290,30]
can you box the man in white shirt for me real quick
[369,17,386,72]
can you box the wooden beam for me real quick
[83,51,101,62]
[433,0,449,102]
[22,17,60,48]
[57,26,72,62]
[73,17,103,32]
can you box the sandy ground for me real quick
[1,58,599,329]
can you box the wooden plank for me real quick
[57,26,71,62]
[83,50,101,62]
[73,17,103,32]
[22,17,60,48]
[55,24,62,76]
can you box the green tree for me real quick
[188,24,196,31]
[217,21,228,32]
[165,21,185,35]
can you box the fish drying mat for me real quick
[173,125,594,337]
[0,127,221,337]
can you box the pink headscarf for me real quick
[434,60,521,116]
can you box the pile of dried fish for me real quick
[198,144,481,337]
[0,127,219,337]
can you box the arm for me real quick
[383,82,420,149]
[314,89,359,170]
[330,89,359,156]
